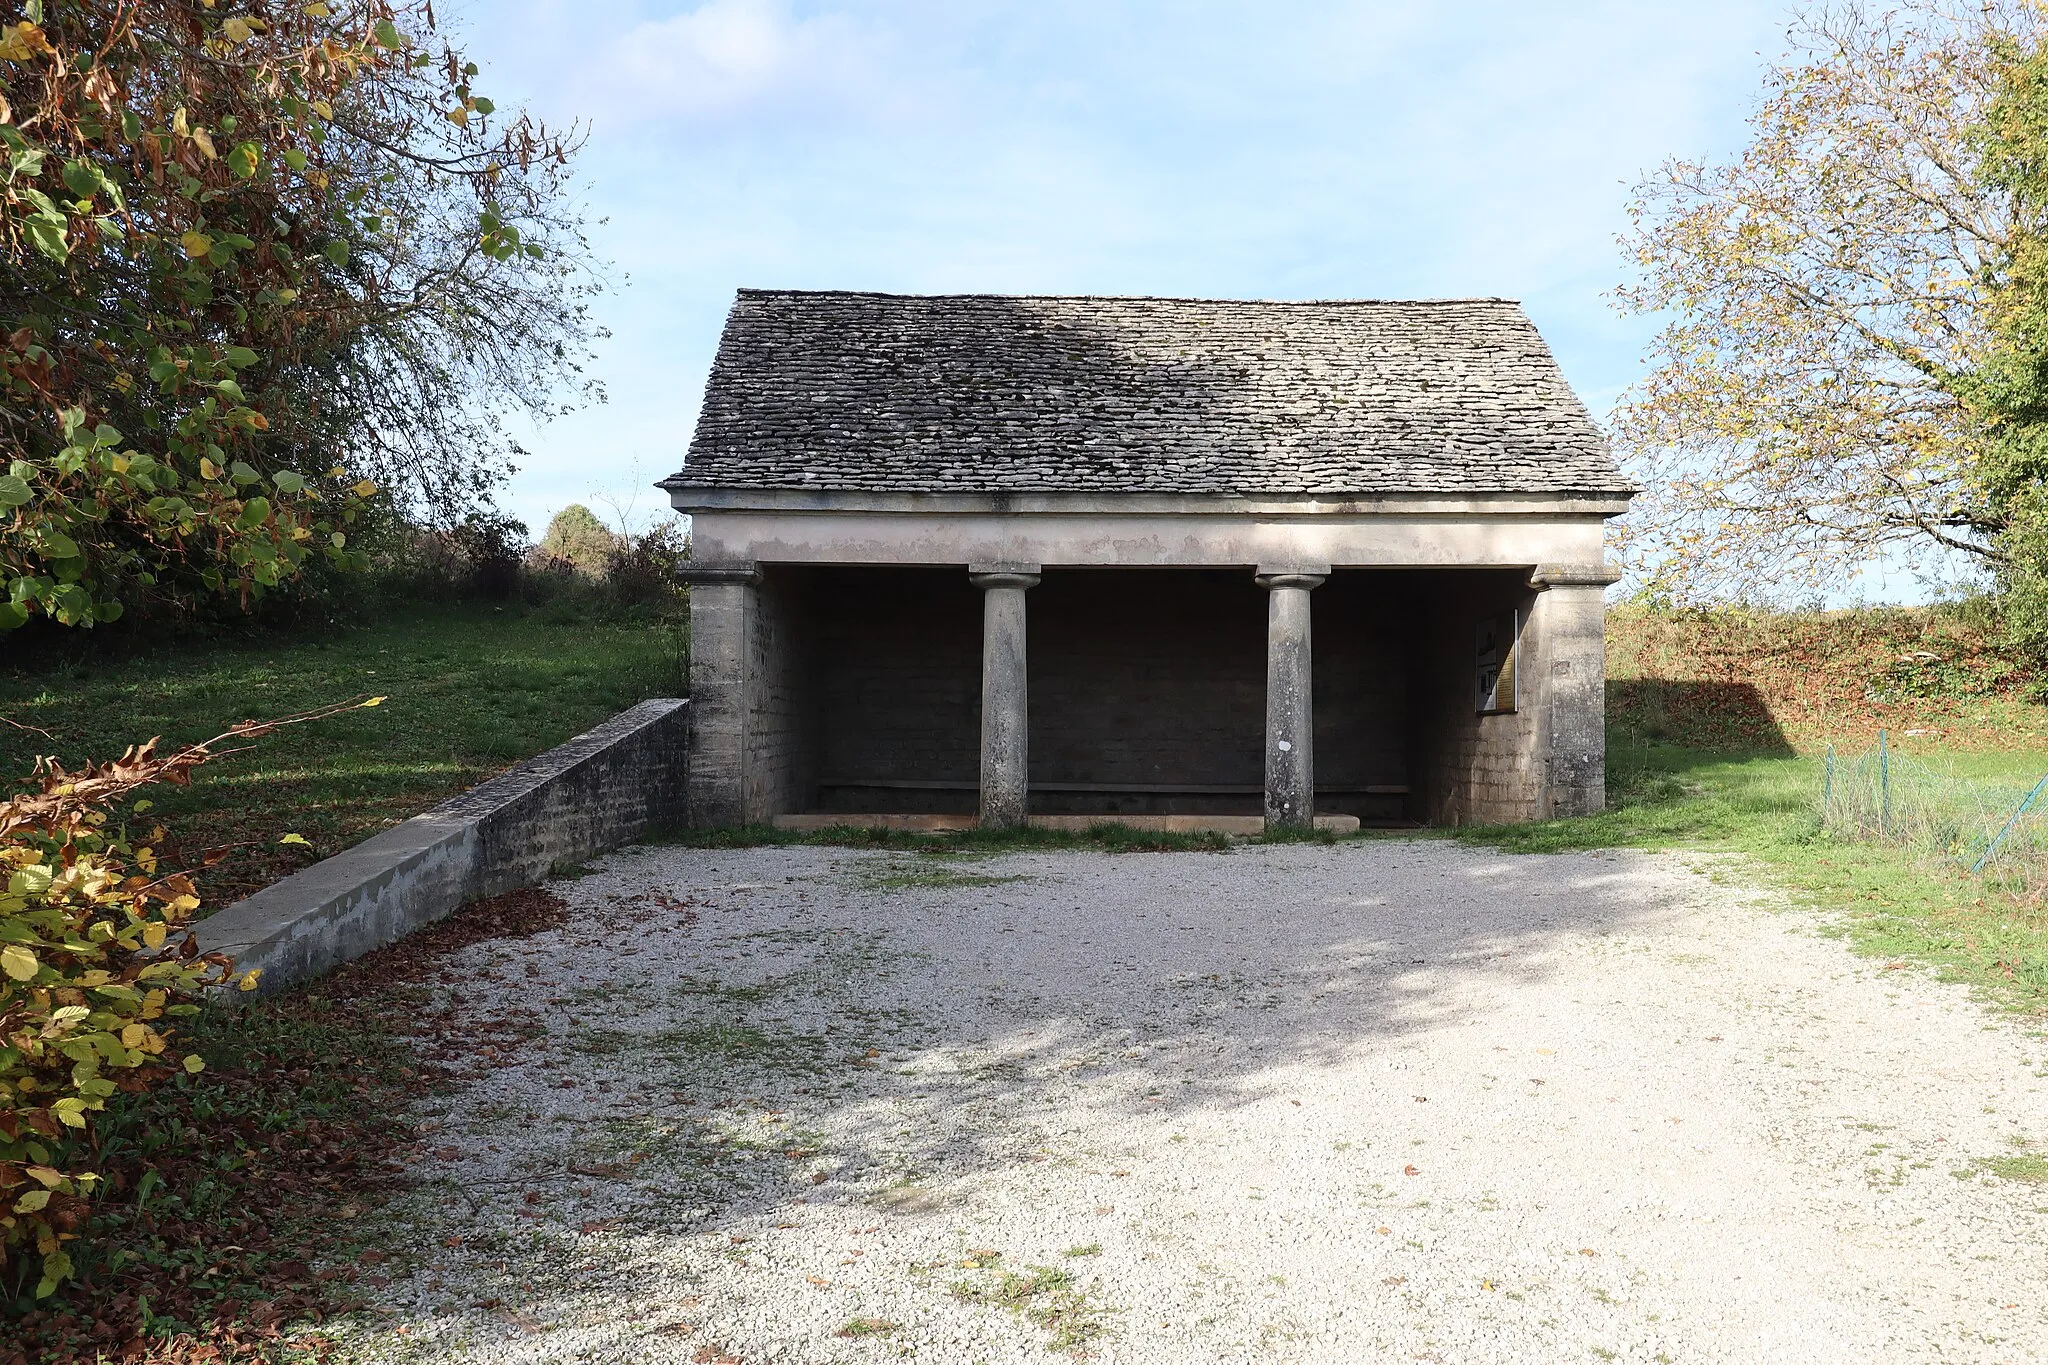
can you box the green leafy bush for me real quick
[0,704,371,1296]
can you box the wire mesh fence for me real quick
[1820,731,2048,895]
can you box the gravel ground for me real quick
[329,840,2048,1364]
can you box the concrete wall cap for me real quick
[675,563,762,585]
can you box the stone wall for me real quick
[193,699,689,992]
[1311,572,1425,822]
[1419,570,1547,825]
[745,568,817,820]
[1028,569,1265,814]
[815,567,982,815]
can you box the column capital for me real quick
[1526,562,1621,590]
[1255,571,1326,591]
[970,569,1040,590]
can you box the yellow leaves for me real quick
[191,128,218,160]
[1,944,38,982]
[236,970,261,992]
[304,1,333,15]
[12,1189,50,1214]
[361,696,387,707]
[181,231,215,260]
[183,1053,207,1072]
[166,893,200,916]
[278,833,311,847]
[0,22,53,63]
[352,478,377,499]
[199,456,222,480]
[446,106,469,129]
[221,16,266,43]
[141,922,167,950]
[23,1167,63,1190]
[119,1023,147,1049]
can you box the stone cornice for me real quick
[663,487,1633,519]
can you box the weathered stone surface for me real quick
[1258,573,1323,828]
[194,699,689,992]
[662,291,1635,498]
[972,571,1038,828]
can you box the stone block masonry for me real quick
[193,698,689,993]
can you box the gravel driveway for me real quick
[332,840,2048,1364]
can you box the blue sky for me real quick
[453,0,1807,560]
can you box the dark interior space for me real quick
[810,566,981,815]
[772,564,1529,823]
[1027,569,1268,814]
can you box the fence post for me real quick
[1972,772,2048,875]
[1879,729,1890,837]
[1824,744,1834,825]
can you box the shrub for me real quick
[603,518,690,608]
[0,703,369,1297]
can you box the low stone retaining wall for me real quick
[194,698,689,993]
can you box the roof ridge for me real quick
[732,288,1524,307]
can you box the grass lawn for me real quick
[0,604,685,907]
[1454,738,2048,1017]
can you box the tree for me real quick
[1614,0,2048,600]
[536,503,620,577]
[0,1,601,629]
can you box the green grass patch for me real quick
[1454,741,2048,1014]
[0,602,685,905]
[1970,1153,2048,1184]
[951,1261,1109,1353]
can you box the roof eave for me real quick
[657,483,1636,518]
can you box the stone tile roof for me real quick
[664,290,1634,497]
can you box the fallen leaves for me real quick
[1403,1165,1421,1176]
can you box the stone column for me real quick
[1257,571,1325,830]
[971,569,1039,829]
[1528,564,1621,818]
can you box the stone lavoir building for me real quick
[664,290,1634,832]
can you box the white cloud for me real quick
[571,0,910,124]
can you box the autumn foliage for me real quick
[0,705,381,1299]
[0,1,596,629]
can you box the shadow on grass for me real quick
[1456,743,1821,855]
[1452,742,2048,1016]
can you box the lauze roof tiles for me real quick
[663,290,1634,498]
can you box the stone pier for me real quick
[1258,571,1324,829]
[972,568,1038,828]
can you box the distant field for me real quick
[0,605,685,907]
